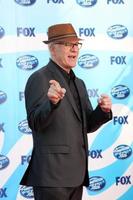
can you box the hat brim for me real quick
[43,35,82,44]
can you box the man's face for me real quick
[50,38,82,72]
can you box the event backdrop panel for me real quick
[0,0,133,199]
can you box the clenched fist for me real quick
[98,94,112,113]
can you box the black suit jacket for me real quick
[20,60,112,187]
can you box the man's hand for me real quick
[47,80,66,105]
[98,94,112,113]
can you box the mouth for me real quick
[68,55,77,59]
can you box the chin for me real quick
[71,65,76,68]
[69,62,76,68]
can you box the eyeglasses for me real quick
[54,42,82,49]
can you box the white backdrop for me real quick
[0,0,133,199]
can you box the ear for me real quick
[49,44,57,58]
[49,43,55,51]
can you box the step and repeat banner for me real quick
[0,0,133,199]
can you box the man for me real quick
[20,23,112,200]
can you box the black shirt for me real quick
[52,60,82,118]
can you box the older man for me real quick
[20,23,112,200]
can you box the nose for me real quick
[71,44,79,51]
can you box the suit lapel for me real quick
[75,78,85,119]
[48,61,81,121]
[75,78,87,135]
[75,78,84,110]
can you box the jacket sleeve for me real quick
[25,70,58,131]
[82,81,113,133]
[86,104,112,133]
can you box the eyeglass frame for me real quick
[53,41,82,49]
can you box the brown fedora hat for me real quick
[43,23,82,44]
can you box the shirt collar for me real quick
[50,59,76,81]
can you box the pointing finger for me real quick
[49,80,60,87]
